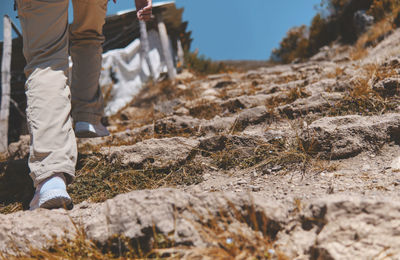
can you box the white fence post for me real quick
[177,39,184,68]
[0,15,12,153]
[139,20,155,78]
[157,13,176,80]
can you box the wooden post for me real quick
[157,13,176,80]
[139,20,155,78]
[0,15,12,153]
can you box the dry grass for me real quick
[188,99,223,120]
[0,153,8,162]
[179,200,288,260]
[74,131,319,208]
[328,64,399,116]
[72,127,316,207]
[0,202,23,215]
[264,86,311,118]
[325,66,346,79]
[351,14,396,60]
[273,73,301,85]
[207,133,314,176]
[285,86,311,104]
[68,155,204,204]
[102,83,115,108]
[215,80,261,101]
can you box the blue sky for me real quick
[0,0,320,60]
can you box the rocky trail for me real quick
[3,30,400,259]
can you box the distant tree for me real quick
[271,0,394,63]
[271,25,309,63]
[319,0,349,16]
[308,14,335,54]
[368,0,400,21]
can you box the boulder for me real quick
[8,135,30,160]
[154,99,182,116]
[302,113,400,159]
[234,106,271,131]
[3,191,400,259]
[372,77,400,97]
[0,189,285,255]
[279,92,343,119]
[154,115,202,135]
[220,94,270,112]
[101,137,200,168]
[276,195,400,259]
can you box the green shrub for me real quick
[184,51,227,75]
[308,14,336,54]
[271,25,309,63]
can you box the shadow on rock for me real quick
[0,157,33,211]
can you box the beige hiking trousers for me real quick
[17,0,108,186]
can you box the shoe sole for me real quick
[40,196,73,210]
[30,189,73,210]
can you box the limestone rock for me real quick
[198,134,260,154]
[310,196,400,259]
[390,156,400,171]
[276,196,400,259]
[363,29,400,64]
[8,135,30,160]
[175,106,190,115]
[0,209,76,255]
[200,116,236,134]
[119,106,149,121]
[279,92,343,119]
[220,94,270,111]
[154,115,201,135]
[302,113,400,159]
[154,99,182,115]
[235,106,271,131]
[175,70,194,80]
[3,192,400,259]
[101,137,200,168]
[305,78,337,95]
[310,46,333,62]
[0,189,286,255]
[207,74,231,81]
[213,80,237,89]
[372,77,400,97]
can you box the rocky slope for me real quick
[3,30,400,260]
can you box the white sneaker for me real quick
[74,121,110,138]
[29,173,73,210]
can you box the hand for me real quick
[135,0,152,21]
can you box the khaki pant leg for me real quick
[17,0,77,187]
[70,0,108,124]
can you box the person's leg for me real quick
[17,0,76,208]
[70,0,109,137]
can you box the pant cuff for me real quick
[72,112,102,125]
[30,168,75,187]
